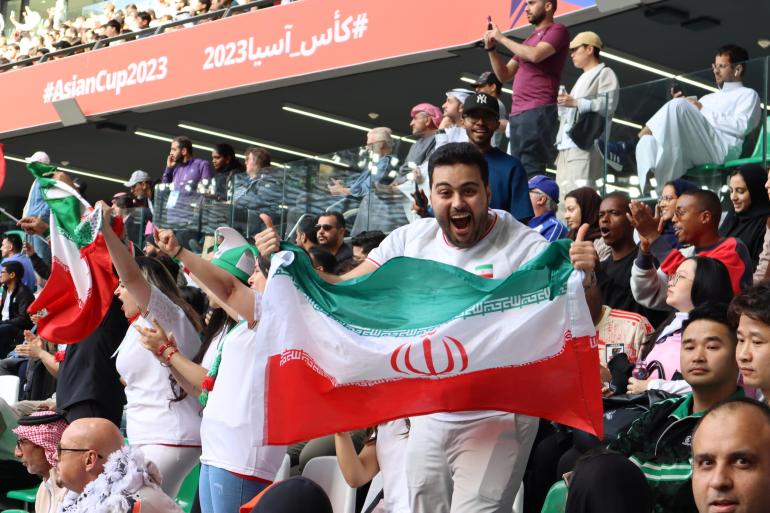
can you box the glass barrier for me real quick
[605,55,768,203]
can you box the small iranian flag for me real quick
[258,241,603,445]
[27,162,120,344]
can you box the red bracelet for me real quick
[164,348,179,363]
[156,341,176,357]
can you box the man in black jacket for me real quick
[0,261,34,358]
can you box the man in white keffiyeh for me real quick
[55,418,182,513]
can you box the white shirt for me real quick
[375,419,411,513]
[367,209,549,422]
[699,81,760,160]
[115,285,202,445]
[200,329,226,370]
[200,294,286,479]
[1,291,10,321]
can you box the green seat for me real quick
[6,487,38,503]
[723,120,770,169]
[687,162,723,174]
[175,464,200,513]
[540,481,568,513]
[2,509,29,513]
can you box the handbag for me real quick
[566,68,608,150]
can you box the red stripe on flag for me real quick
[29,233,118,344]
[265,334,603,444]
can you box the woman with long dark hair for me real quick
[563,187,611,261]
[100,203,204,497]
[627,256,734,395]
[719,164,770,271]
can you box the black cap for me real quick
[249,476,333,513]
[472,71,503,89]
[462,93,499,118]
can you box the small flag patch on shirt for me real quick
[475,264,494,278]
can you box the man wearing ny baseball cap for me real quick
[527,175,568,241]
[462,92,533,222]
[472,71,509,151]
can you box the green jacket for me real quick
[608,389,744,513]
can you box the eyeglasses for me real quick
[56,444,104,460]
[712,63,733,71]
[658,195,676,202]
[670,271,692,286]
[315,224,336,231]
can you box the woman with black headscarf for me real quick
[719,164,770,272]
[563,186,611,261]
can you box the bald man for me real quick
[56,418,182,513]
[691,398,770,513]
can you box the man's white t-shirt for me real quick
[115,285,203,445]
[0,293,10,322]
[367,209,550,422]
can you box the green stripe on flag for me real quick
[274,239,574,332]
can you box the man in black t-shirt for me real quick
[597,193,667,328]
[56,299,128,427]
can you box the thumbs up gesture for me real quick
[569,223,599,276]
[253,213,280,259]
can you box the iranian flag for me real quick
[258,241,603,445]
[27,162,120,344]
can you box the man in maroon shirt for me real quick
[484,0,569,177]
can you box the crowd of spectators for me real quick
[2,1,770,513]
[0,0,299,69]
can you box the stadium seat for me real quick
[540,481,567,513]
[274,453,291,482]
[0,376,20,405]
[513,482,524,513]
[5,486,38,512]
[175,464,200,513]
[723,119,770,169]
[361,472,382,512]
[301,456,356,513]
[2,509,28,513]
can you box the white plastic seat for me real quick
[302,456,356,513]
[0,375,20,405]
[274,453,291,482]
[513,482,524,513]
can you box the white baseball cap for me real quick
[124,170,152,187]
[26,151,50,164]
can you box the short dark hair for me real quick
[308,246,337,274]
[105,19,122,33]
[214,143,236,160]
[428,142,488,188]
[137,11,152,23]
[3,233,22,253]
[716,44,749,70]
[728,281,770,327]
[1,261,24,281]
[173,136,193,156]
[351,230,386,254]
[601,191,630,211]
[682,302,734,343]
[319,211,345,231]
[297,215,319,244]
[679,189,721,228]
[689,256,734,307]
[244,147,271,168]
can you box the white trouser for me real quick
[406,413,538,513]
[636,98,728,191]
[136,444,202,497]
[555,146,604,207]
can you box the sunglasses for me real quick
[315,224,337,231]
[56,444,104,460]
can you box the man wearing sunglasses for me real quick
[56,417,182,513]
[12,411,68,513]
[315,212,353,274]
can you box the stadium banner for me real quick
[0,0,595,135]
[258,242,603,446]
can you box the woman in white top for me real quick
[153,226,286,513]
[100,204,203,497]
[335,420,411,513]
[554,31,619,203]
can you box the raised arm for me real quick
[333,433,379,488]
[98,201,151,311]
[154,229,257,323]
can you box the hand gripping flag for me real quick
[26,162,121,344]
[257,241,603,445]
